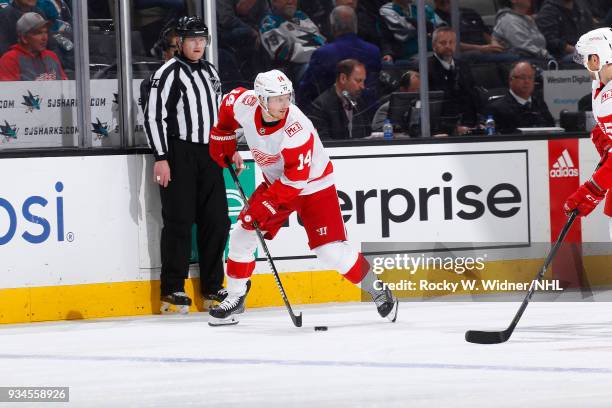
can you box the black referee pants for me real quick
[159,138,230,297]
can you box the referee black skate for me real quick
[144,16,233,314]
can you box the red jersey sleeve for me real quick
[210,87,248,137]
[593,113,612,190]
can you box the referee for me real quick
[144,16,233,314]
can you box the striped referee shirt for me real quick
[144,55,222,161]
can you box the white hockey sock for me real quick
[360,269,383,297]
[226,276,249,298]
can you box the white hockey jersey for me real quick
[592,80,612,132]
[211,88,334,204]
[590,80,612,215]
[260,11,325,64]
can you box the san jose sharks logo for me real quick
[91,118,109,140]
[22,90,41,112]
[0,120,18,142]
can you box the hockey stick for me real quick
[225,157,303,327]
[465,210,578,344]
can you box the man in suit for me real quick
[427,26,478,127]
[296,5,380,112]
[484,61,555,134]
[307,59,374,139]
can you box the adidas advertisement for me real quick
[550,149,579,178]
[547,139,583,286]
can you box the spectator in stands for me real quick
[428,26,478,127]
[434,0,518,63]
[0,12,66,80]
[37,0,72,71]
[308,59,374,140]
[484,61,554,134]
[260,0,326,82]
[217,0,269,83]
[371,70,419,131]
[588,0,612,24]
[37,0,71,34]
[300,0,333,38]
[217,0,268,50]
[379,0,444,63]
[335,0,383,48]
[297,5,380,112]
[492,0,553,61]
[0,0,48,55]
[536,0,594,62]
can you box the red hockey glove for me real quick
[240,196,279,230]
[209,128,237,168]
[564,180,606,217]
[591,125,611,158]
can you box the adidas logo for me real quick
[550,149,579,178]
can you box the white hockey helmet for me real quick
[574,28,612,74]
[254,69,294,111]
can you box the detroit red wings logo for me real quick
[252,148,281,167]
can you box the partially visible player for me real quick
[207,69,398,326]
[565,28,612,234]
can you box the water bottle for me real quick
[383,119,393,140]
[52,33,74,52]
[485,115,496,136]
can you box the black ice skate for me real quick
[160,291,192,314]
[202,287,228,303]
[208,281,251,326]
[372,287,399,322]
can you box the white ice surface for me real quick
[1,301,612,407]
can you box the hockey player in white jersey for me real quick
[207,70,398,326]
[564,28,612,231]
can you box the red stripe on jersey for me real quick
[308,161,334,184]
[596,113,612,136]
[594,82,606,99]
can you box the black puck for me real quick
[314,326,328,331]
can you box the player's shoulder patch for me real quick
[223,87,250,107]
[285,121,303,138]
[602,90,612,104]
[241,93,258,107]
